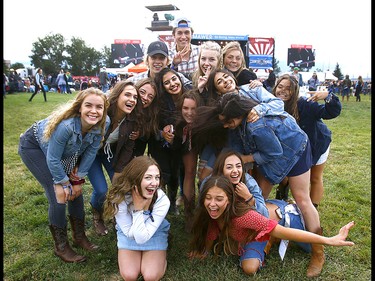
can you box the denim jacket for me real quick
[35,116,110,184]
[229,115,308,185]
[238,84,285,117]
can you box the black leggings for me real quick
[29,84,47,101]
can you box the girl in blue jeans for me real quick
[87,80,143,236]
[18,88,109,263]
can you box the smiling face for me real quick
[222,155,243,185]
[174,27,192,50]
[80,94,105,131]
[274,78,292,101]
[140,165,160,199]
[181,97,197,123]
[162,71,182,95]
[117,85,138,115]
[204,186,229,220]
[138,83,156,108]
[223,49,242,73]
[147,54,168,74]
[199,49,220,75]
[214,71,237,94]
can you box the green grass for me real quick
[3,91,371,281]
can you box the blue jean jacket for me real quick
[35,116,110,184]
[238,85,285,117]
[244,173,269,217]
[229,115,308,184]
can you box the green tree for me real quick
[10,62,25,70]
[333,63,343,80]
[100,46,112,68]
[272,57,281,75]
[65,37,101,76]
[29,33,67,75]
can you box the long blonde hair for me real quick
[42,87,109,142]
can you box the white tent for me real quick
[105,63,135,75]
[324,71,338,81]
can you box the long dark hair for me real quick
[189,176,254,256]
[272,74,300,122]
[135,78,160,138]
[107,80,144,132]
[206,68,239,106]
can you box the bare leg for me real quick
[141,250,167,281]
[310,163,325,207]
[118,249,142,281]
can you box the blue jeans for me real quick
[59,84,67,94]
[102,84,109,93]
[87,152,115,211]
[18,126,85,228]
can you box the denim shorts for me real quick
[116,219,170,251]
[266,199,311,253]
[239,240,268,268]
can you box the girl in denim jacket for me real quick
[192,93,324,277]
[18,88,110,263]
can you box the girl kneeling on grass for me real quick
[188,176,355,277]
[103,155,170,281]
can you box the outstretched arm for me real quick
[270,221,355,247]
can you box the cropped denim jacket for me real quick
[229,115,308,184]
[35,116,110,184]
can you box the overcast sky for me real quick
[4,0,371,78]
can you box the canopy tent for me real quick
[324,71,338,81]
[128,62,148,73]
[105,63,135,75]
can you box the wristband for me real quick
[70,178,85,185]
[62,183,72,189]
[245,195,254,204]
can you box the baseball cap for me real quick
[173,17,192,28]
[269,67,273,71]
[147,41,169,57]
[294,67,300,71]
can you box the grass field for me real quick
[3,91,371,281]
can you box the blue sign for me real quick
[249,54,273,69]
[192,34,248,41]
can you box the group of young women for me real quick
[19,39,350,280]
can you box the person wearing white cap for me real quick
[169,18,200,80]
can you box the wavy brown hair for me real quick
[189,176,255,257]
[103,155,163,220]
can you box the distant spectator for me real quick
[291,67,303,87]
[307,72,320,91]
[341,75,351,102]
[29,68,47,102]
[355,76,364,102]
[99,67,110,93]
[3,72,9,98]
[263,67,276,92]
[56,69,67,94]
